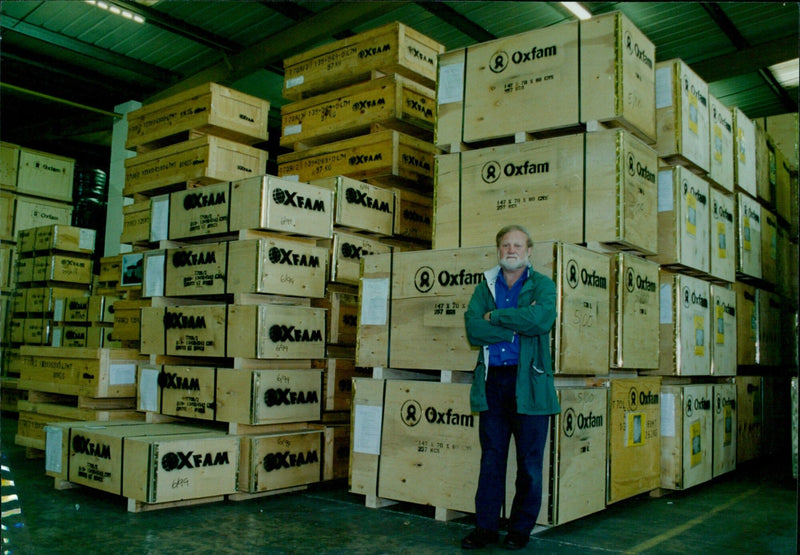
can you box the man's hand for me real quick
[483,311,492,321]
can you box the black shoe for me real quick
[502,531,530,550]
[461,528,499,549]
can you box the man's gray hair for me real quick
[495,225,533,248]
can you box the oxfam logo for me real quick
[566,260,579,289]
[482,161,501,183]
[401,400,422,426]
[625,31,633,55]
[414,266,436,293]
[628,387,638,410]
[268,247,282,264]
[272,188,287,205]
[685,395,694,417]
[627,154,636,176]
[345,187,359,204]
[161,452,180,471]
[626,268,636,293]
[490,50,509,73]
[683,286,691,308]
[563,408,576,437]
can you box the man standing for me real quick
[461,225,560,551]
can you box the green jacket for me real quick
[465,264,561,415]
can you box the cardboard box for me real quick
[653,270,712,376]
[710,285,737,376]
[732,108,757,197]
[126,82,270,150]
[736,193,762,279]
[733,282,758,366]
[660,384,713,490]
[281,74,435,149]
[282,22,443,100]
[709,188,736,283]
[707,94,734,192]
[655,59,710,173]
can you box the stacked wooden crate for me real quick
[275,23,446,481]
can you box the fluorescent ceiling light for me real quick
[85,0,145,24]
[561,2,592,20]
[769,58,799,88]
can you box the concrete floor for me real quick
[1,415,797,555]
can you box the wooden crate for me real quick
[0,244,14,289]
[310,175,395,237]
[140,304,326,359]
[0,141,19,189]
[650,165,711,274]
[736,376,763,464]
[137,364,213,420]
[707,94,734,192]
[609,253,660,370]
[756,124,772,206]
[709,188,736,283]
[655,59,710,173]
[735,193,762,279]
[17,227,36,252]
[99,255,123,283]
[8,193,73,240]
[540,387,607,526]
[311,286,359,346]
[760,206,778,285]
[56,295,119,324]
[660,384,713,490]
[126,82,270,150]
[25,286,85,314]
[238,430,322,493]
[17,411,73,448]
[23,317,51,345]
[52,325,118,349]
[320,231,392,287]
[277,129,438,190]
[323,424,350,481]
[434,135,585,249]
[19,346,147,398]
[607,376,661,504]
[313,357,364,412]
[710,285,737,376]
[123,431,239,504]
[167,182,231,239]
[579,11,657,143]
[390,186,433,242]
[734,282,758,366]
[16,256,34,284]
[653,270,711,376]
[111,299,150,342]
[282,22,443,101]
[775,147,794,225]
[226,175,335,239]
[34,225,96,254]
[33,254,93,284]
[143,238,328,299]
[712,382,737,478]
[732,108,757,197]
[281,74,435,149]
[16,146,75,202]
[123,135,267,197]
[776,225,794,300]
[121,200,152,244]
[0,192,14,241]
[756,289,782,367]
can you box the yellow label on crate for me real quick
[690,420,702,467]
[738,128,747,164]
[688,91,699,135]
[717,222,727,258]
[694,315,705,356]
[743,216,751,251]
[713,125,723,163]
[625,412,645,447]
[686,191,697,236]
[723,405,733,446]
[716,305,725,344]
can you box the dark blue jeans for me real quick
[475,366,550,535]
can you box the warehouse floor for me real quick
[1,415,797,555]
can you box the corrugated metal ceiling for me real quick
[0,1,796,164]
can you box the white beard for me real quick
[499,256,527,271]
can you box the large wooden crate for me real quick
[55,295,119,324]
[755,289,782,367]
[238,430,323,494]
[34,225,96,254]
[434,130,657,254]
[123,431,239,504]
[650,165,711,274]
[121,200,153,244]
[760,206,778,285]
[734,282,758,366]
[143,238,328,299]
[310,175,396,236]
[660,384,713,490]
[607,376,661,504]
[655,59,710,173]
[0,141,19,189]
[735,192,762,279]
[710,285,737,376]
[609,253,660,369]
[707,94,734,192]
[33,254,93,284]
[0,244,14,289]
[323,424,351,481]
[311,286,359,347]
[357,242,610,374]
[314,357,368,411]
[709,188,736,283]
[539,387,608,526]
[277,129,438,190]
[6,193,73,241]
[320,231,392,287]
[736,376,763,464]
[653,271,711,376]
[126,82,270,150]
[140,304,326,359]
[19,346,146,398]
[137,364,217,421]
[16,146,75,202]
[281,74,435,149]
[25,286,86,314]
[712,382,737,478]
[123,135,267,196]
[111,299,150,342]
[282,22,443,101]
[732,108,757,197]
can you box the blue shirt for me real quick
[488,267,529,366]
